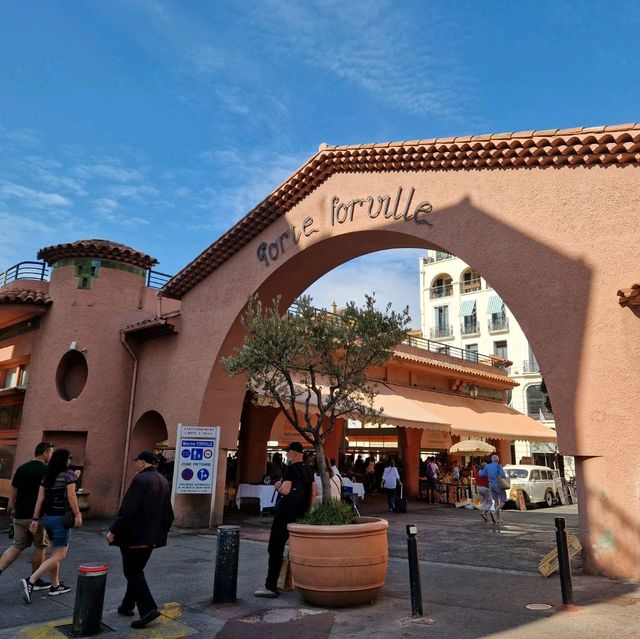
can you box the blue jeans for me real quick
[42,515,70,548]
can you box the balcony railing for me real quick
[460,278,481,294]
[522,360,541,374]
[0,260,172,290]
[461,321,480,335]
[424,252,453,263]
[488,316,509,332]
[287,302,508,370]
[430,325,453,339]
[430,284,453,299]
[0,261,49,286]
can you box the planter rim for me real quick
[288,516,388,535]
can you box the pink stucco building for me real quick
[1,123,639,580]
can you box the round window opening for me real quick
[56,350,88,401]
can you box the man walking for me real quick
[0,442,54,590]
[254,442,315,598]
[106,451,174,630]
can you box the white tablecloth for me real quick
[235,484,278,512]
[341,478,365,500]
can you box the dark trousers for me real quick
[386,487,397,510]
[265,508,299,592]
[120,546,156,616]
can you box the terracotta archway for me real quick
[158,125,640,580]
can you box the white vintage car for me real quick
[503,464,564,507]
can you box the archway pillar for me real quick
[493,439,513,465]
[238,403,279,484]
[397,427,422,498]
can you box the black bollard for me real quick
[71,563,109,636]
[555,517,573,606]
[406,524,424,616]
[213,525,240,603]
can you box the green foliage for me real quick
[221,293,410,502]
[296,498,357,526]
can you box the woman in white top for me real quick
[313,457,343,506]
[381,459,402,512]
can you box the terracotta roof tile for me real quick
[161,123,640,299]
[38,239,158,269]
[0,288,52,305]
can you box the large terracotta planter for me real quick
[287,516,389,607]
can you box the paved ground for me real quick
[0,497,639,638]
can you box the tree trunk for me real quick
[314,442,333,504]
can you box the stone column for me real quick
[397,427,422,498]
[237,403,279,484]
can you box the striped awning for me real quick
[487,295,504,314]
[459,300,476,317]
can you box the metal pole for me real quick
[406,524,423,616]
[71,563,109,636]
[213,525,240,603]
[555,517,573,606]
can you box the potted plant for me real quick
[223,294,409,606]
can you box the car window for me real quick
[505,469,528,478]
[542,470,551,480]
[552,470,560,480]
[531,470,541,480]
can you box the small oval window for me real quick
[56,351,88,401]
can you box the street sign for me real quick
[173,425,220,496]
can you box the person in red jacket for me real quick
[106,451,174,630]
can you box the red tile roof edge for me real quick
[0,288,52,305]
[161,124,640,300]
[38,239,158,269]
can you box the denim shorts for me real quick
[42,514,71,548]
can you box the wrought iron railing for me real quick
[0,259,172,290]
[430,284,453,299]
[488,316,509,331]
[429,325,453,339]
[0,261,49,286]
[460,278,482,294]
[461,321,480,335]
[146,270,173,289]
[289,303,507,370]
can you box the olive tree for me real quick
[222,294,410,504]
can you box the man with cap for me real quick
[106,450,174,629]
[0,442,54,589]
[254,442,315,598]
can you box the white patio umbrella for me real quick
[449,439,496,456]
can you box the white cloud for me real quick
[304,249,424,329]
[73,163,144,183]
[0,182,71,207]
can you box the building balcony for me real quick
[461,321,480,336]
[430,285,453,299]
[488,317,509,332]
[430,325,453,339]
[460,279,481,294]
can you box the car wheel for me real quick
[545,491,554,507]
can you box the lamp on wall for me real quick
[468,384,478,399]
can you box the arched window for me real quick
[461,268,481,294]
[430,274,453,299]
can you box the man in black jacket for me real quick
[254,442,315,598]
[107,450,174,630]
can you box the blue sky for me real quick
[1,1,638,326]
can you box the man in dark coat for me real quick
[106,450,174,630]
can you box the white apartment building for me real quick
[419,250,572,475]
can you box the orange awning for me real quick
[381,383,557,442]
